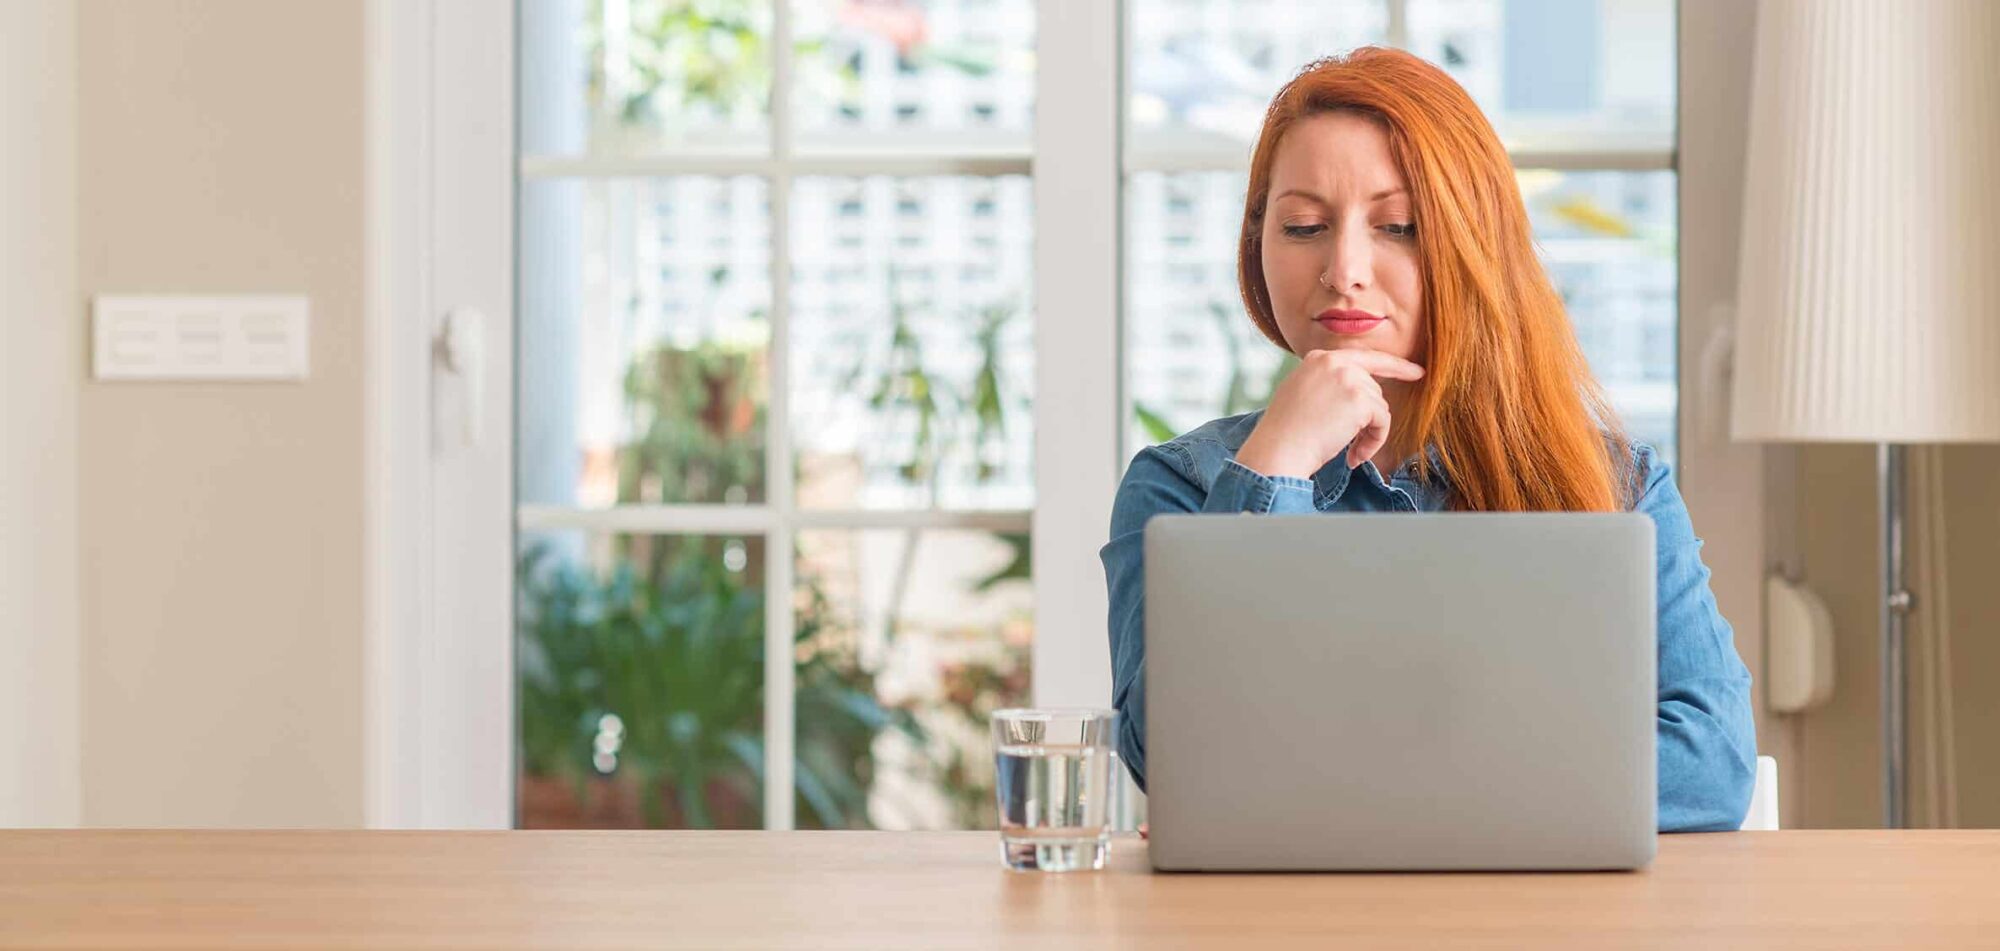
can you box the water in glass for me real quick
[992,709,1114,872]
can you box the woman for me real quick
[1101,48,1757,833]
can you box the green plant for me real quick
[843,273,1028,504]
[583,0,1001,142]
[792,573,927,827]
[862,286,947,485]
[929,633,1031,827]
[517,536,764,829]
[518,534,920,829]
[586,0,774,134]
[834,278,1035,826]
[519,336,916,830]
[619,334,764,506]
[535,1,1040,833]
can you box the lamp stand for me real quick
[1879,443,1915,829]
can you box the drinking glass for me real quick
[991,708,1117,872]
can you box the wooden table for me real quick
[2,830,1996,949]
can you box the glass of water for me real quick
[991,708,1116,872]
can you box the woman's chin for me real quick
[1317,332,1402,355]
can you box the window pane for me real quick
[794,529,1032,830]
[1127,0,1388,162]
[520,0,773,159]
[1522,168,1679,465]
[1407,0,1675,151]
[1124,169,1680,465]
[517,532,766,829]
[1124,170,1293,450]
[519,176,770,508]
[791,0,1035,153]
[1126,1,1675,160]
[790,175,1035,510]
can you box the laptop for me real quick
[1143,512,1657,872]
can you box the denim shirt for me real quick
[1100,410,1759,833]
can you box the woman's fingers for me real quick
[1311,348,1426,382]
[1345,395,1393,469]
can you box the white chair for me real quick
[1740,755,1780,831]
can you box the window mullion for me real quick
[764,0,797,832]
[1031,0,1121,709]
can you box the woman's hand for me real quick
[1235,348,1426,479]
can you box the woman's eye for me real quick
[1282,224,1325,238]
[1381,222,1417,238]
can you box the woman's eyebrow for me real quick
[1272,186,1408,204]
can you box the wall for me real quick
[1791,445,2000,828]
[1938,447,2000,828]
[76,0,365,827]
[1679,0,1803,819]
[0,0,82,828]
[1788,446,1880,827]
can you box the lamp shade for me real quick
[1731,0,2000,443]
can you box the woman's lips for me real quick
[1314,308,1386,335]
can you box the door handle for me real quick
[434,306,486,449]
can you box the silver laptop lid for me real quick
[1144,512,1656,871]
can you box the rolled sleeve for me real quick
[1635,445,1759,832]
[1202,458,1318,515]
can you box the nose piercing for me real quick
[1318,273,1336,290]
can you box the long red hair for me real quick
[1238,47,1635,512]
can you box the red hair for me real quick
[1239,47,1635,512]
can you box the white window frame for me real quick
[367,0,1123,830]
[365,0,1770,830]
[365,0,518,829]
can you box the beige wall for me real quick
[76,0,365,827]
[1788,446,1882,828]
[0,0,82,828]
[1790,446,2000,828]
[1938,447,2000,828]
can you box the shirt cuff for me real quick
[1202,458,1318,514]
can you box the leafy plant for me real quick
[966,303,1013,482]
[520,330,926,829]
[863,286,947,485]
[620,339,764,506]
[582,0,1002,144]
[533,1,1038,829]
[832,277,1035,827]
[843,272,1028,505]
[517,535,764,829]
[791,574,928,827]
[930,634,1031,826]
[522,276,1034,831]
[585,0,774,138]
[518,533,920,829]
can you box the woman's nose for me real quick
[1322,226,1372,294]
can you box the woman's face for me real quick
[1260,111,1426,365]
